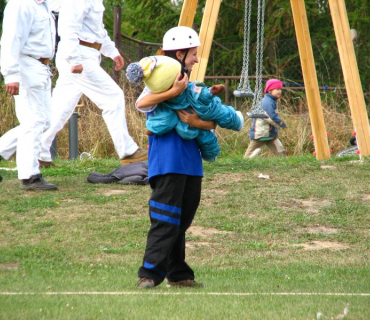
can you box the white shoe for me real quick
[236,111,244,131]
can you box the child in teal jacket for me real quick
[126,56,243,161]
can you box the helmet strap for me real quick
[180,49,190,76]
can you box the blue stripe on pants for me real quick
[150,200,181,215]
[143,261,165,277]
[150,211,180,225]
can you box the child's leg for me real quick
[196,129,220,162]
[244,140,265,159]
[266,138,286,157]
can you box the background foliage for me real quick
[103,0,370,90]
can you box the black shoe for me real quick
[20,174,58,191]
[0,174,2,183]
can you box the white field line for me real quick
[0,292,370,297]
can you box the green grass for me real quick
[1,155,370,319]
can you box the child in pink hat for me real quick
[244,79,287,158]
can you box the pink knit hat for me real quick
[264,79,283,93]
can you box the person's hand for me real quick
[177,108,200,126]
[171,72,188,96]
[113,55,124,71]
[5,82,20,96]
[71,64,83,74]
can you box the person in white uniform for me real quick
[37,0,147,166]
[0,0,58,190]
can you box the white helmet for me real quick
[162,26,201,51]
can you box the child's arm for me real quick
[177,108,216,130]
[136,73,188,109]
[264,103,287,129]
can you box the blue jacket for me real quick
[249,94,286,140]
[147,82,242,161]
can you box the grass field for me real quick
[1,155,370,319]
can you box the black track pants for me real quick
[138,174,202,285]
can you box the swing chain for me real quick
[251,0,266,114]
[237,0,253,94]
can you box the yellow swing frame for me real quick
[179,0,370,160]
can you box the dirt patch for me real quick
[293,241,349,251]
[102,190,127,196]
[186,241,212,249]
[362,194,370,201]
[0,263,19,270]
[293,198,332,213]
[188,226,230,237]
[320,165,336,170]
[210,172,248,186]
[298,226,340,235]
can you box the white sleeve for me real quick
[135,86,158,113]
[100,28,120,59]
[0,0,32,84]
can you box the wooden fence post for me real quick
[113,7,122,83]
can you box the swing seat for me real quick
[246,112,269,119]
[233,90,255,98]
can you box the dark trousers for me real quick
[138,174,202,285]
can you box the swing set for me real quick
[178,0,370,160]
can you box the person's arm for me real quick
[264,99,287,129]
[136,73,188,109]
[177,108,216,130]
[1,0,32,95]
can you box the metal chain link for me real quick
[251,0,265,114]
[236,0,253,94]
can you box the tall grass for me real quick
[0,70,355,159]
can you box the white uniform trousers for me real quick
[39,46,138,162]
[0,126,19,160]
[14,56,52,179]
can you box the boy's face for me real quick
[269,88,282,99]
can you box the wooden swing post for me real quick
[179,0,221,82]
[290,0,330,160]
[178,0,198,27]
[328,0,370,157]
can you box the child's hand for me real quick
[210,84,225,96]
[171,72,188,96]
[177,108,199,126]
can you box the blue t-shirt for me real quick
[148,129,203,181]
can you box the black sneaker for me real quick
[137,278,155,289]
[0,173,2,183]
[167,279,204,288]
[20,174,58,191]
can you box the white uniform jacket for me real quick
[0,0,56,84]
[57,0,119,66]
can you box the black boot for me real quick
[21,173,58,191]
